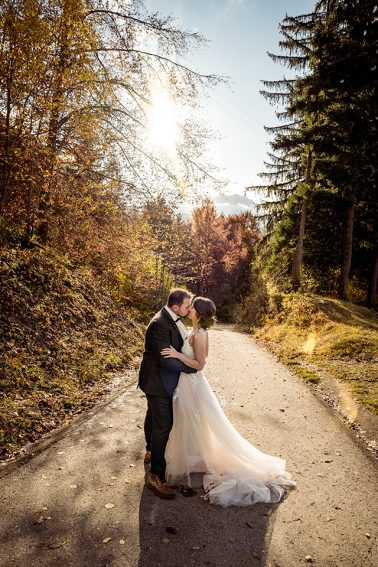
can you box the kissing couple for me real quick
[138,288,294,507]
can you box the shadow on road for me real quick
[138,483,281,567]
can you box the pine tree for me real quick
[251,1,377,303]
[248,10,316,288]
[306,0,377,300]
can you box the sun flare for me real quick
[146,82,179,156]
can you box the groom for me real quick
[138,288,196,499]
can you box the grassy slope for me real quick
[255,294,378,415]
[0,245,144,460]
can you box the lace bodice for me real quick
[182,336,195,358]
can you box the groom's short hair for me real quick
[167,288,192,307]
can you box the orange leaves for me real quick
[189,200,260,303]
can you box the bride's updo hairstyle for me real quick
[192,297,216,330]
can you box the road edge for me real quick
[0,368,139,479]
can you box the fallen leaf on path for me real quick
[166,526,178,534]
[192,546,201,551]
[48,539,68,549]
[246,521,254,528]
[102,537,112,544]
[104,503,115,509]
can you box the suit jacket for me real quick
[138,307,196,397]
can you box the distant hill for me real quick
[178,193,257,219]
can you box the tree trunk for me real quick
[0,59,13,215]
[37,6,71,243]
[367,248,378,308]
[291,199,307,290]
[291,149,312,290]
[338,201,355,300]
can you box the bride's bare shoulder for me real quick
[192,329,208,343]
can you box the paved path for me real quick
[1,325,377,566]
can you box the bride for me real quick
[161,296,295,508]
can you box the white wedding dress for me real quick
[165,338,295,507]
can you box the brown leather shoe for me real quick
[144,450,151,464]
[145,472,175,499]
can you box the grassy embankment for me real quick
[254,294,378,415]
[0,244,144,461]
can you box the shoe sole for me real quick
[145,483,175,499]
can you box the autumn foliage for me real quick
[0,1,261,459]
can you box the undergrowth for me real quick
[0,244,144,461]
[255,293,378,415]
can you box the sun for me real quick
[146,82,179,157]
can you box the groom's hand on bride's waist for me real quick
[161,346,180,359]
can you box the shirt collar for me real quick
[165,305,180,322]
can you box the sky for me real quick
[144,0,315,206]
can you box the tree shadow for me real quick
[0,389,287,566]
[318,298,378,330]
[138,479,282,567]
[0,399,148,566]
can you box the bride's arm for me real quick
[161,330,207,371]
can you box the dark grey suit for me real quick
[138,307,196,478]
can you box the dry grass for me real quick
[0,245,144,461]
[255,294,378,415]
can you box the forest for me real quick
[0,0,377,457]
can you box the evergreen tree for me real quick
[249,10,316,289]
[251,0,377,304]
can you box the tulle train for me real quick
[165,370,295,507]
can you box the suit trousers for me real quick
[145,395,173,480]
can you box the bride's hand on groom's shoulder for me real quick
[161,346,180,359]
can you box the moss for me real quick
[291,365,320,383]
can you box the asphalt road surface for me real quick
[1,325,377,567]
